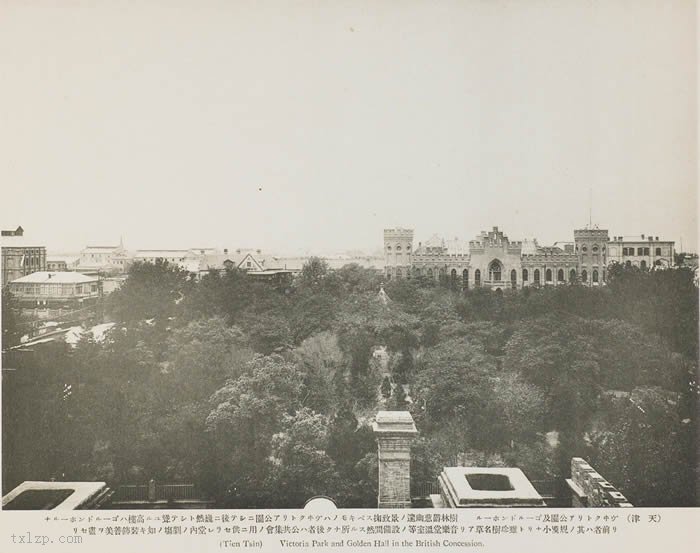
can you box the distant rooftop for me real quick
[1,225,24,237]
[82,246,121,252]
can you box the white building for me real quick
[8,271,100,307]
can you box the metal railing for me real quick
[157,484,198,500]
[112,485,148,502]
[412,481,440,498]
[112,483,197,502]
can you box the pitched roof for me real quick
[10,271,97,284]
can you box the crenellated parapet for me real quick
[567,458,633,507]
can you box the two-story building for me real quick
[607,235,674,269]
[8,271,100,308]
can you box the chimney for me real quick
[641,234,645,239]
[224,248,228,255]
[372,411,418,508]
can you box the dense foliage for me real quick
[2,259,698,506]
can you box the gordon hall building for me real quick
[383,226,674,290]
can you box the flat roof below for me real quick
[439,467,545,507]
[2,481,108,510]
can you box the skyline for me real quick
[0,217,687,258]
[1,1,697,254]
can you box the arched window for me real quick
[655,247,661,256]
[396,268,402,278]
[534,269,540,284]
[581,269,587,282]
[475,269,481,287]
[427,268,433,279]
[640,260,647,270]
[557,269,564,282]
[450,268,457,287]
[545,268,552,282]
[463,269,469,289]
[569,268,576,282]
[510,269,517,289]
[592,270,599,283]
[414,267,421,277]
[522,268,529,281]
[488,260,502,282]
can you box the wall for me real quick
[569,458,633,507]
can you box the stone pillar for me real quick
[372,411,418,509]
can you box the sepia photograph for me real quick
[0,0,698,550]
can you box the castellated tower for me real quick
[384,228,414,280]
[574,227,610,286]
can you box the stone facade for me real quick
[384,225,674,289]
[372,411,418,509]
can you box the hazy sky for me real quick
[1,1,697,254]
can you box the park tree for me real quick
[292,331,344,413]
[589,386,696,506]
[412,337,502,451]
[108,260,193,324]
[266,409,340,507]
[163,317,253,402]
[205,355,305,506]
[289,291,337,344]
[606,263,698,359]
[245,313,292,354]
[297,257,332,291]
[492,371,546,446]
[335,263,382,295]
